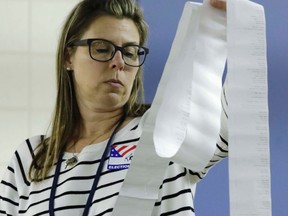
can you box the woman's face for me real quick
[68,16,140,113]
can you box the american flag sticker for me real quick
[108,143,137,170]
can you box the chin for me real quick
[104,94,127,108]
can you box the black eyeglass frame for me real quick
[68,38,149,67]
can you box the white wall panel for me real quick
[0,1,29,52]
[0,165,6,180]
[0,54,29,108]
[30,109,52,136]
[0,110,29,164]
[30,0,81,54]
[30,54,56,109]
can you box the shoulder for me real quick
[113,113,150,144]
[1,135,44,193]
[6,135,44,178]
[124,110,150,131]
[15,135,44,156]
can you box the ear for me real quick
[65,47,74,70]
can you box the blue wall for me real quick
[140,0,288,215]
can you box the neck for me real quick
[66,108,130,153]
[80,109,124,137]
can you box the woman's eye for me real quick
[124,51,135,58]
[124,47,137,59]
[95,48,110,53]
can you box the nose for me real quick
[110,50,125,70]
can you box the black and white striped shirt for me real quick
[0,104,228,215]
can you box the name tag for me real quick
[108,144,136,170]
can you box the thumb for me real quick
[210,0,227,11]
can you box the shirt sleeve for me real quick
[0,136,39,215]
[0,153,21,215]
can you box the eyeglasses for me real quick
[69,38,149,67]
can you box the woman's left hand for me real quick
[210,0,226,11]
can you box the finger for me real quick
[210,0,227,11]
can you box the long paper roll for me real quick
[154,0,227,172]
[227,0,272,215]
[113,1,227,215]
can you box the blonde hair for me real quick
[29,0,149,181]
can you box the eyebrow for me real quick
[122,41,140,46]
[95,38,140,46]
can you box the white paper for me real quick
[113,1,227,215]
[227,0,272,215]
[154,0,227,172]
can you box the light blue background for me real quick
[140,0,288,215]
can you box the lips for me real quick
[105,79,124,88]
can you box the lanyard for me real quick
[49,115,126,216]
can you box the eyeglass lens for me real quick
[90,40,146,66]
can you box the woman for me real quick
[0,0,228,215]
